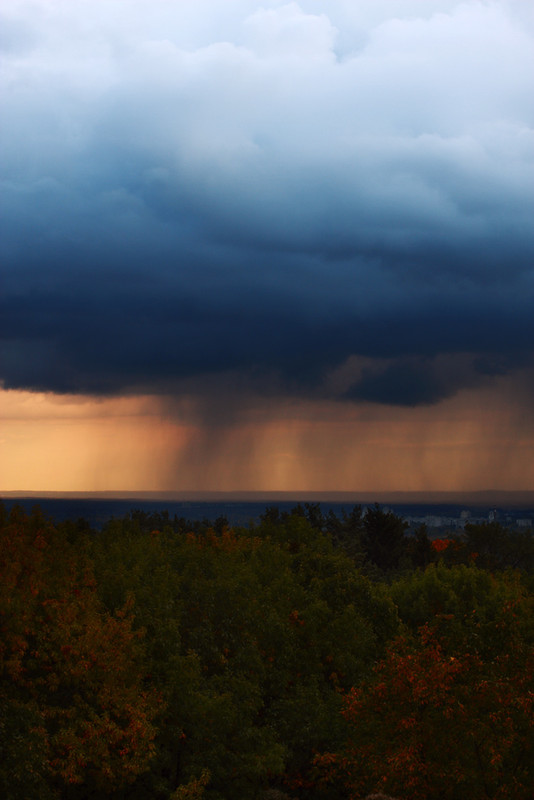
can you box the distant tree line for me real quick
[1,500,533,799]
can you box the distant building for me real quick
[424,516,444,528]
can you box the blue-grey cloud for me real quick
[1,0,533,408]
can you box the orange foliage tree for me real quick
[316,621,534,799]
[0,504,159,799]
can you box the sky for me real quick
[1,0,533,494]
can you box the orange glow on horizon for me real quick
[1,380,533,494]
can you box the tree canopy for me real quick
[1,500,533,799]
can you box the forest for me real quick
[1,500,533,800]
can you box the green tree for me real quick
[87,511,399,799]
[461,522,534,571]
[390,563,534,658]
[406,523,434,569]
[361,504,409,572]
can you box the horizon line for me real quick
[2,489,534,508]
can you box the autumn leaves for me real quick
[1,502,533,799]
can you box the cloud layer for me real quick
[1,0,533,409]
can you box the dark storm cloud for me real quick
[1,1,533,407]
[344,361,447,407]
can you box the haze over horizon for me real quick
[1,0,533,494]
